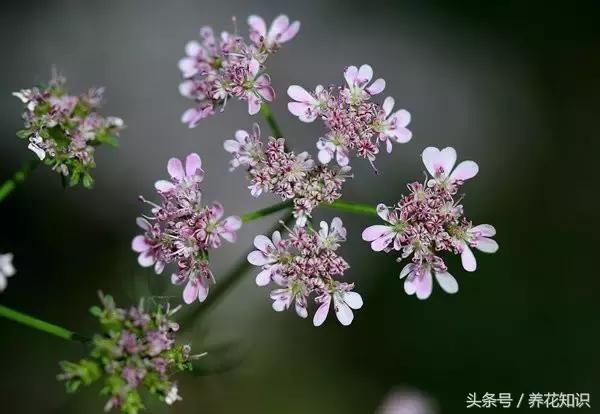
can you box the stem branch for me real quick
[323,199,378,216]
[241,200,293,223]
[0,305,88,343]
[0,160,38,202]
[259,103,284,138]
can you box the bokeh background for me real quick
[1,1,599,413]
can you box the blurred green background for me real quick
[1,0,598,412]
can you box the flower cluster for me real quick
[288,64,412,168]
[225,123,351,226]
[179,14,299,127]
[13,73,124,188]
[0,253,16,293]
[58,293,203,414]
[248,217,363,326]
[362,147,498,299]
[132,153,241,304]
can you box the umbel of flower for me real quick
[13,73,124,188]
[287,64,412,168]
[178,14,299,127]
[132,153,241,304]
[58,293,204,414]
[225,123,352,226]
[248,217,363,326]
[362,147,498,299]
[0,253,16,293]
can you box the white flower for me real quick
[343,64,386,104]
[165,385,182,405]
[313,288,363,327]
[28,134,46,160]
[374,97,412,153]
[0,253,16,292]
[459,224,499,272]
[318,217,347,250]
[421,147,479,188]
[400,263,458,300]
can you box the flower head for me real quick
[179,14,298,126]
[58,293,204,413]
[288,65,411,168]
[13,72,124,187]
[248,218,363,326]
[0,253,16,293]
[133,153,241,304]
[362,147,498,299]
[225,124,351,226]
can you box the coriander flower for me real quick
[288,65,411,168]
[179,14,298,126]
[133,153,241,304]
[13,72,124,188]
[248,218,363,326]
[58,293,204,414]
[0,253,16,293]
[362,147,498,299]
[225,123,352,226]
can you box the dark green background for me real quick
[0,1,598,412]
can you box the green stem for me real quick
[259,103,284,138]
[0,160,38,202]
[0,305,88,343]
[323,199,378,216]
[241,200,293,223]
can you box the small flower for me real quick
[287,85,327,123]
[249,218,362,326]
[223,123,264,170]
[133,153,241,304]
[58,293,201,413]
[248,14,300,51]
[458,224,499,272]
[313,284,363,327]
[421,146,479,192]
[362,147,497,298]
[343,64,386,104]
[0,253,16,293]
[373,97,412,153]
[361,204,406,252]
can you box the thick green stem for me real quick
[0,305,88,343]
[323,199,378,216]
[0,160,38,202]
[259,103,284,138]
[241,200,293,223]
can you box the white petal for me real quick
[416,269,433,300]
[253,235,274,252]
[471,224,496,237]
[399,263,413,279]
[312,296,331,327]
[247,251,269,266]
[376,203,390,221]
[287,85,316,103]
[343,291,363,309]
[334,295,354,326]
[357,64,373,84]
[450,160,479,182]
[366,78,385,95]
[474,237,499,253]
[255,269,272,286]
[382,97,395,116]
[461,243,477,272]
[435,271,459,294]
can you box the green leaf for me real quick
[95,131,119,148]
[82,174,95,189]
[16,129,32,139]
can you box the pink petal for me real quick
[415,269,433,300]
[268,15,290,41]
[224,139,241,153]
[376,203,390,221]
[318,148,333,164]
[136,217,151,231]
[278,20,300,43]
[167,157,185,180]
[361,225,392,242]
[247,251,269,266]
[474,237,499,253]
[382,97,395,116]
[220,231,237,243]
[131,235,149,253]
[253,235,274,252]
[178,58,197,78]
[450,160,479,182]
[287,85,316,103]
[422,147,456,178]
[390,127,412,144]
[255,269,271,286]
[183,279,199,304]
[357,64,374,84]
[154,261,165,274]
[178,80,194,97]
[138,252,155,267]
[404,277,417,295]
[154,180,175,192]
[399,263,413,279]
[185,40,201,57]
[222,216,242,232]
[366,78,386,95]
[211,202,224,220]
[391,109,411,127]
[248,95,261,115]
[185,153,202,177]
[471,224,496,237]
[435,271,458,294]
[344,65,358,87]
[313,296,331,327]
[197,282,209,302]
[371,234,394,252]
[257,85,275,102]
[461,243,477,272]
[247,15,267,37]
